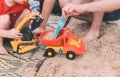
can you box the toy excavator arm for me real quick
[15,13,38,31]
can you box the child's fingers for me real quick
[17,33,23,36]
[15,33,23,39]
[12,29,20,33]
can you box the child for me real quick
[0,0,31,55]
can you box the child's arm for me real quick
[14,9,31,28]
[0,29,23,39]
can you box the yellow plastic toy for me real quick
[10,13,43,53]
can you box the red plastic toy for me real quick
[39,28,85,60]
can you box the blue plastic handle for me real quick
[54,18,66,38]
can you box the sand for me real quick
[36,17,120,77]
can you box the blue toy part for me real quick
[58,49,62,55]
[54,18,66,38]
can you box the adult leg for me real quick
[71,0,104,43]
[41,0,56,29]
[32,0,56,34]
[83,0,104,43]
[0,15,11,55]
[59,0,104,43]
[59,0,86,8]
[59,0,69,8]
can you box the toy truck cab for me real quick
[63,37,84,60]
[39,28,85,60]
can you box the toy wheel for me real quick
[66,51,76,60]
[44,48,56,57]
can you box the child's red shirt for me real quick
[0,0,30,27]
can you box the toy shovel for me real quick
[54,17,71,38]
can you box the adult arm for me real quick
[62,0,120,18]
[82,0,120,12]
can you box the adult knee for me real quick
[59,0,70,8]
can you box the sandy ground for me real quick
[0,15,119,77]
[35,17,120,77]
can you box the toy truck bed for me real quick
[39,28,72,46]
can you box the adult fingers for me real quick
[67,8,74,16]
[62,3,72,18]
[62,8,67,18]
[62,7,71,18]
[68,12,80,16]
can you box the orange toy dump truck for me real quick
[39,28,85,60]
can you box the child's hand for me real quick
[8,29,23,39]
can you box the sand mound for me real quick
[36,18,120,77]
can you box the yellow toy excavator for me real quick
[10,13,43,53]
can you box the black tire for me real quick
[66,51,76,60]
[44,48,56,57]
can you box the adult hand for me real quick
[62,3,85,18]
[32,27,44,35]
